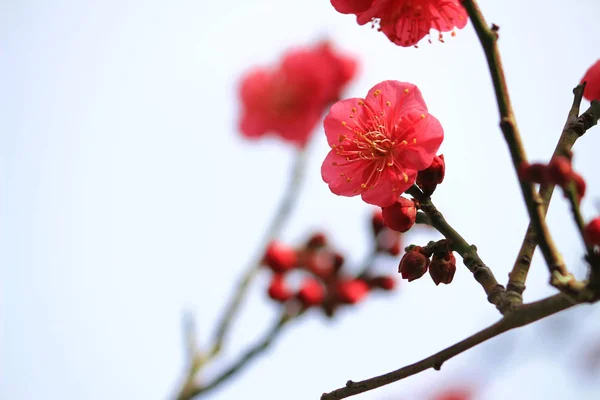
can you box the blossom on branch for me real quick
[330,0,468,47]
[581,59,600,101]
[321,80,444,207]
[238,41,357,147]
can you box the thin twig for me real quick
[177,312,294,400]
[321,293,593,399]
[406,186,505,308]
[506,84,586,302]
[209,149,308,357]
[461,0,569,287]
[565,183,593,256]
[507,98,600,301]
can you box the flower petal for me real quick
[331,0,374,15]
[361,168,416,207]
[396,113,444,171]
[321,150,368,197]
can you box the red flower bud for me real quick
[263,241,297,273]
[377,229,402,255]
[584,217,600,247]
[429,251,457,285]
[572,172,586,202]
[336,279,370,304]
[417,154,445,196]
[297,278,325,307]
[306,232,327,249]
[369,276,396,290]
[371,209,385,236]
[267,274,292,302]
[333,252,345,271]
[398,246,430,282]
[305,250,334,278]
[518,162,549,183]
[381,197,417,233]
[547,156,573,186]
[388,241,402,256]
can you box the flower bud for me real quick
[371,209,385,236]
[398,246,430,281]
[263,241,297,273]
[572,172,586,202]
[368,276,396,290]
[429,251,457,285]
[306,232,327,249]
[376,229,402,255]
[518,162,548,184]
[547,156,572,186]
[417,154,445,196]
[336,279,370,304]
[381,197,417,233]
[297,278,325,307]
[584,217,600,247]
[267,274,292,302]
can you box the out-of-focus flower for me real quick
[331,0,468,47]
[263,241,297,273]
[584,217,600,248]
[268,274,293,302]
[239,41,357,147]
[581,59,600,101]
[417,154,445,196]
[322,80,444,207]
[336,279,370,304]
[297,278,326,307]
[382,196,417,232]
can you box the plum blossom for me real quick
[321,80,444,207]
[238,42,357,147]
[331,0,468,47]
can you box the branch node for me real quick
[433,361,443,371]
[345,380,354,388]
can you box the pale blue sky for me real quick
[2,1,600,399]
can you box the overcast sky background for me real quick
[2,1,600,399]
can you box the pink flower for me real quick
[238,42,358,147]
[581,60,600,101]
[321,80,444,207]
[331,0,468,47]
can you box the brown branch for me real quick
[461,0,569,288]
[321,293,593,399]
[406,186,505,308]
[208,149,308,357]
[177,313,294,400]
[507,95,600,302]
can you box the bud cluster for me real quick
[519,156,586,202]
[262,232,396,315]
[398,242,457,286]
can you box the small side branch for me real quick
[321,293,589,400]
[507,96,600,301]
[461,0,568,287]
[177,313,294,400]
[209,149,308,357]
[407,186,505,308]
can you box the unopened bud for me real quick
[429,251,457,285]
[263,241,297,273]
[297,278,325,307]
[417,154,445,196]
[398,246,430,281]
[381,197,417,233]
